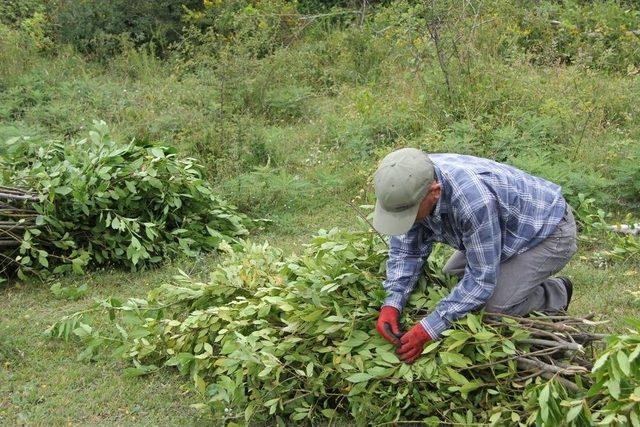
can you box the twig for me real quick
[0,192,39,201]
[484,312,581,333]
[518,338,584,353]
[517,357,587,376]
[0,241,20,247]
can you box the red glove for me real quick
[376,306,402,346]
[396,322,431,364]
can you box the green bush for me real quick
[0,121,252,277]
[498,0,640,72]
[178,0,301,61]
[47,0,203,59]
[0,0,45,26]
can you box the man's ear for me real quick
[430,181,442,200]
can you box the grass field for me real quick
[1,0,640,424]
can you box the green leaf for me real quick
[149,147,165,158]
[346,373,373,383]
[489,411,502,424]
[263,398,280,408]
[71,257,85,274]
[474,331,495,341]
[291,412,307,421]
[459,379,484,398]
[446,367,468,385]
[123,365,157,377]
[38,254,49,268]
[55,186,72,195]
[466,314,481,333]
[606,378,621,399]
[502,340,516,355]
[422,341,440,354]
[592,353,609,372]
[378,350,400,364]
[566,403,583,423]
[617,351,631,376]
[440,352,471,368]
[539,383,550,422]
[194,374,206,394]
[321,408,337,418]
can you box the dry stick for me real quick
[0,214,37,218]
[0,186,37,197]
[573,333,607,343]
[463,346,560,371]
[0,208,36,212]
[537,371,581,393]
[513,370,545,383]
[517,356,586,376]
[484,312,581,333]
[554,360,590,374]
[426,19,454,104]
[484,320,566,343]
[0,186,32,195]
[0,241,20,247]
[0,192,39,201]
[575,109,595,155]
[541,312,597,321]
[518,338,584,353]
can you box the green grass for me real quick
[0,264,215,425]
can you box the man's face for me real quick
[415,181,441,222]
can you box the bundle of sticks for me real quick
[483,312,607,392]
[0,185,38,274]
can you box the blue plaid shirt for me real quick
[383,154,567,339]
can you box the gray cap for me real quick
[373,148,435,235]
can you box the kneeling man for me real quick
[373,149,578,363]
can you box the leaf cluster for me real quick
[0,121,252,278]
[48,228,640,425]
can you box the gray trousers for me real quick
[442,206,578,315]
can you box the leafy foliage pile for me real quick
[49,228,640,425]
[0,121,251,278]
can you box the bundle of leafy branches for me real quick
[49,227,640,425]
[0,120,251,279]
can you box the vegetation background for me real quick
[0,0,639,423]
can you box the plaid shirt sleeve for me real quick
[420,183,502,339]
[382,224,433,312]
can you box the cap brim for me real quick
[373,199,420,236]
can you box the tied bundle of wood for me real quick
[0,185,38,274]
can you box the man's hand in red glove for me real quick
[396,322,431,364]
[376,306,402,346]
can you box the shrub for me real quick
[46,0,203,59]
[0,0,45,26]
[498,0,640,73]
[0,121,252,278]
[179,0,301,61]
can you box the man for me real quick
[373,148,578,364]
